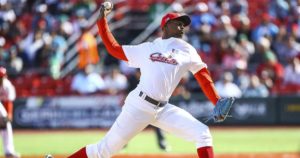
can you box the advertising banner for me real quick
[12,95,300,128]
[13,95,123,128]
[278,96,300,124]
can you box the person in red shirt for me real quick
[256,51,284,93]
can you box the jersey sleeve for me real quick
[189,48,207,74]
[122,42,149,68]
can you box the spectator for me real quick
[282,56,300,93]
[212,15,237,64]
[76,21,100,69]
[269,0,290,22]
[60,20,74,38]
[71,64,105,95]
[256,51,284,93]
[48,29,67,79]
[0,67,20,158]
[251,13,279,42]
[272,25,288,63]
[73,0,96,17]
[215,71,242,98]
[243,74,269,97]
[0,37,8,65]
[19,29,48,68]
[35,33,52,70]
[103,67,128,95]
[280,35,300,64]
[229,0,248,16]
[260,69,275,92]
[236,34,255,60]
[249,37,271,64]
[191,2,216,33]
[221,41,244,70]
[57,0,75,15]
[289,6,300,42]
[31,3,56,32]
[8,45,23,75]
[233,59,250,91]
[0,0,18,48]
[235,15,252,41]
[208,0,231,17]
[213,15,237,42]
[189,2,216,54]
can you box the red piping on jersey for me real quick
[97,18,128,61]
[194,68,220,105]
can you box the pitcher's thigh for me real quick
[154,105,213,148]
[87,104,152,158]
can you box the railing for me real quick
[60,3,130,78]
[130,1,195,44]
[60,0,196,77]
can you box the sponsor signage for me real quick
[13,95,123,128]
[12,95,300,128]
[278,96,300,124]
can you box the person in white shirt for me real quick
[69,3,232,158]
[71,64,106,94]
[0,67,20,158]
[215,71,242,98]
[103,67,128,94]
[283,57,300,85]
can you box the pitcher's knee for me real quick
[195,125,213,148]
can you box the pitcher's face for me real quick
[163,20,185,39]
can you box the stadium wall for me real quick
[12,95,300,128]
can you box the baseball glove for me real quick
[206,97,235,123]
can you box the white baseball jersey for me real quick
[0,78,16,101]
[122,37,207,101]
[86,38,213,158]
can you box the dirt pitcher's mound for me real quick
[114,153,300,158]
[3,153,299,158]
[215,153,300,158]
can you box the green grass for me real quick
[212,128,300,153]
[1,127,300,156]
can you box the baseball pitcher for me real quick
[68,2,234,158]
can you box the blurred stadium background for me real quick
[0,0,300,157]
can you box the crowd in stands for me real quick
[1,0,300,97]
[184,0,300,96]
[0,0,98,78]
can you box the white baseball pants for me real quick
[0,102,16,155]
[86,88,212,158]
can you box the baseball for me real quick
[103,1,113,10]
